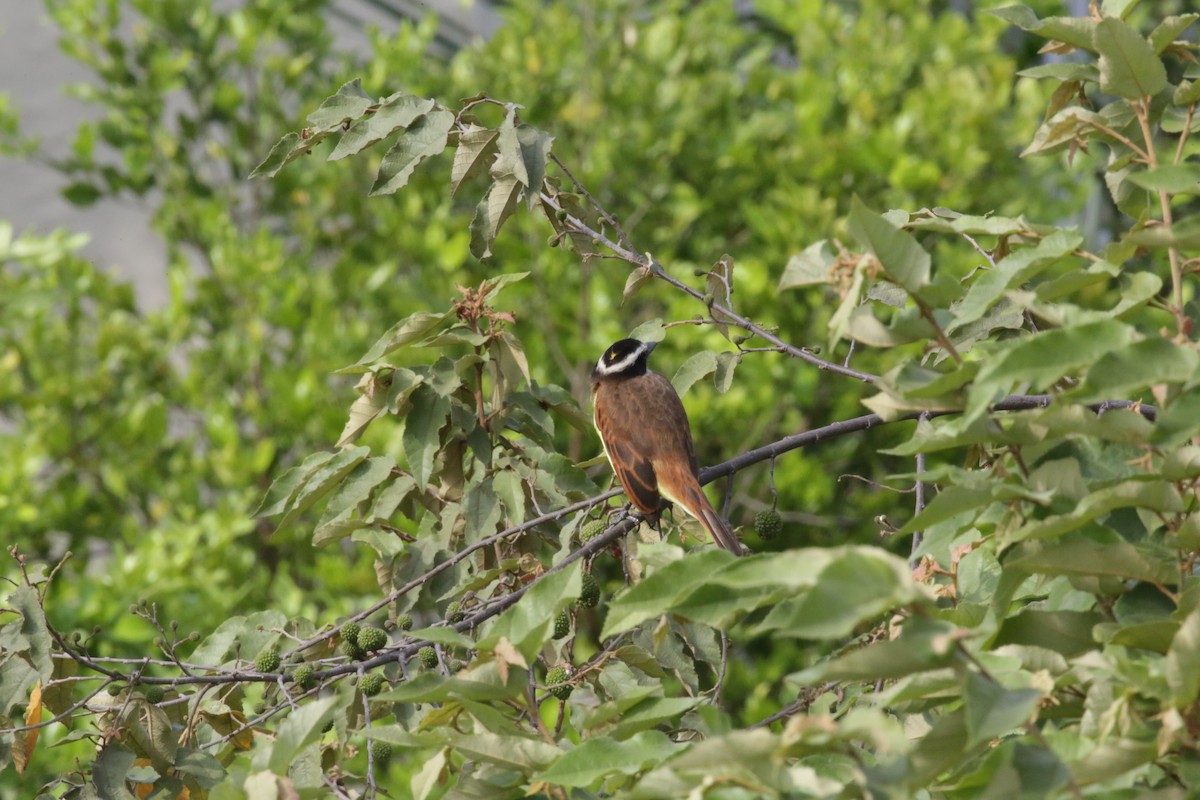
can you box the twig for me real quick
[537,190,878,384]
[911,412,929,568]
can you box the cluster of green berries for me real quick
[293,664,317,690]
[446,601,465,624]
[396,613,413,631]
[254,648,282,673]
[143,686,165,704]
[578,519,606,545]
[418,646,438,669]
[370,740,393,764]
[357,626,388,651]
[545,665,572,701]
[754,509,783,541]
[359,673,385,696]
[579,573,601,608]
[340,621,389,660]
[552,610,571,640]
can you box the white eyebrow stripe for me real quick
[594,342,651,376]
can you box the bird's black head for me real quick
[594,338,657,379]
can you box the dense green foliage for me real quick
[2,0,1199,797]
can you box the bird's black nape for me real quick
[594,338,657,378]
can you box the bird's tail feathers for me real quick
[680,486,746,556]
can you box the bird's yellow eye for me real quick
[607,352,615,361]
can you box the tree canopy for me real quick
[2,0,1199,797]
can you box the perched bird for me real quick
[591,338,745,555]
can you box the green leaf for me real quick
[713,351,739,394]
[412,749,448,800]
[250,131,311,178]
[901,485,993,533]
[963,671,1041,748]
[1148,14,1198,55]
[1123,215,1200,250]
[603,550,732,638]
[356,312,451,365]
[1078,337,1200,398]
[306,78,372,130]
[378,663,521,703]
[610,696,704,738]
[122,699,177,774]
[479,561,581,661]
[1094,18,1167,100]
[318,455,396,524]
[1175,79,1200,106]
[464,477,501,538]
[369,108,454,196]
[329,92,435,161]
[253,451,335,517]
[402,387,450,489]
[1069,739,1157,785]
[277,445,371,529]
[469,172,523,260]
[848,197,930,295]
[451,124,500,197]
[966,320,1136,418]
[621,265,653,304]
[1021,107,1100,157]
[1005,480,1183,544]
[948,230,1082,334]
[1007,536,1175,584]
[0,586,52,712]
[753,547,923,638]
[92,743,137,800]
[778,240,834,290]
[336,372,396,448]
[265,695,339,775]
[515,124,553,208]
[988,6,1098,51]
[443,732,560,771]
[536,731,680,787]
[1124,164,1200,194]
[1165,606,1200,708]
[628,318,665,342]
[671,351,718,396]
[797,617,958,682]
[994,609,1106,657]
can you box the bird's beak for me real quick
[644,340,659,353]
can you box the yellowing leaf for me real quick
[15,681,42,775]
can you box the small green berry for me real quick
[143,686,165,704]
[552,610,571,640]
[293,664,316,690]
[359,673,385,696]
[579,573,600,609]
[356,626,388,652]
[341,621,362,644]
[578,519,605,544]
[396,613,413,631]
[754,509,783,541]
[254,649,282,673]
[545,665,572,701]
[370,740,393,763]
[106,684,123,697]
[342,639,366,661]
[445,600,465,624]
[418,645,438,669]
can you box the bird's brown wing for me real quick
[594,393,665,516]
[641,374,745,556]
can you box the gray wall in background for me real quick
[0,1,499,309]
